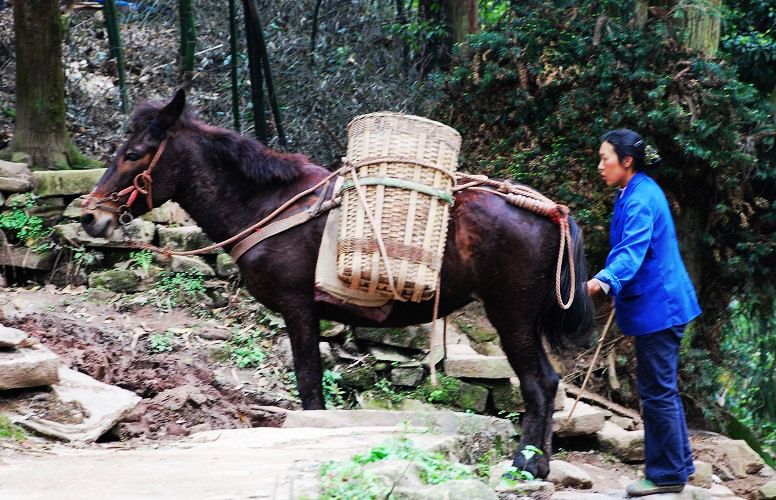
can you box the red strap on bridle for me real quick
[116,138,168,211]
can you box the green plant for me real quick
[148,331,175,353]
[0,196,52,252]
[414,375,461,405]
[154,270,207,309]
[323,370,346,408]
[0,415,26,441]
[225,327,266,368]
[371,378,406,406]
[129,249,154,275]
[319,461,389,499]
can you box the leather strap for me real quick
[229,199,339,263]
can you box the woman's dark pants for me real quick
[635,324,695,485]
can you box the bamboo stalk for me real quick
[179,0,196,86]
[103,0,129,114]
[228,0,241,132]
[242,0,267,142]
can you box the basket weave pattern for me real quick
[337,112,461,302]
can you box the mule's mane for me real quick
[130,100,307,185]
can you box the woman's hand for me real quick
[587,278,602,296]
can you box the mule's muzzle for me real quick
[80,206,116,238]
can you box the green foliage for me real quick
[371,378,407,406]
[319,461,389,500]
[154,270,207,309]
[322,370,346,408]
[0,196,52,252]
[129,249,153,275]
[414,374,461,405]
[0,415,26,441]
[148,331,175,353]
[720,300,776,460]
[353,436,475,484]
[721,0,776,94]
[224,327,266,368]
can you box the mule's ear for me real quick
[149,89,186,139]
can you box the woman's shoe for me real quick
[626,479,685,496]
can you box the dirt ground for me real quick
[0,286,292,441]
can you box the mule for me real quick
[81,90,594,477]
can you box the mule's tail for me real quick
[538,217,596,351]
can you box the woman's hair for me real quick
[601,128,662,171]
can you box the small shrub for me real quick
[148,331,175,353]
[154,270,207,309]
[0,415,26,441]
[129,249,154,276]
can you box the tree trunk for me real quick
[12,0,69,170]
[684,0,722,57]
[445,0,478,43]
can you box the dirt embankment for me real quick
[3,313,285,440]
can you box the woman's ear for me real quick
[622,155,634,169]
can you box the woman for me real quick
[587,129,701,496]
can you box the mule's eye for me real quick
[125,151,141,162]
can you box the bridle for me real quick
[82,137,169,227]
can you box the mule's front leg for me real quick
[284,310,325,410]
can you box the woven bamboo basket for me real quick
[337,112,461,302]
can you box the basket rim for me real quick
[347,111,462,142]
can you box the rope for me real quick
[453,174,576,310]
[133,164,348,256]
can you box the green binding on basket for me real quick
[338,177,455,205]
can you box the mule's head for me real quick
[81,89,187,237]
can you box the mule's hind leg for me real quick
[484,304,558,479]
[281,300,326,410]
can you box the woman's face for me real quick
[598,141,632,187]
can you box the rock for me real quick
[443,344,516,379]
[88,268,142,293]
[493,379,565,415]
[340,363,379,390]
[475,342,507,357]
[595,421,644,461]
[215,253,239,279]
[393,479,498,500]
[356,325,432,350]
[609,415,635,430]
[494,479,554,500]
[760,481,776,500]
[54,220,155,247]
[706,483,737,497]
[546,459,593,489]
[10,152,31,165]
[170,255,215,277]
[552,398,606,437]
[391,366,425,387]
[716,438,765,477]
[363,459,424,489]
[689,460,713,488]
[455,381,489,413]
[550,493,613,500]
[283,410,517,453]
[492,378,526,413]
[0,344,60,390]
[32,168,106,197]
[62,197,85,218]
[276,337,293,369]
[11,366,140,442]
[455,320,498,343]
[158,226,216,254]
[152,385,209,411]
[140,201,195,225]
[0,326,28,349]
[369,345,413,363]
[0,245,55,270]
[554,382,566,411]
[319,342,335,368]
[0,159,33,192]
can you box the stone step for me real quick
[53,220,155,248]
[0,344,61,390]
[595,421,645,462]
[443,344,516,379]
[0,245,55,270]
[32,169,106,197]
[0,159,33,193]
[552,398,607,437]
[0,325,29,348]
